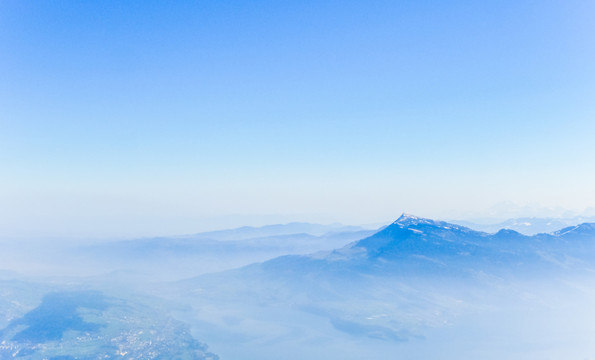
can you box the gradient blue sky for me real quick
[2,0,595,238]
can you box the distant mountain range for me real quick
[252,213,595,279]
[72,223,377,280]
[451,215,595,235]
[168,214,595,360]
[176,222,369,240]
[3,214,595,360]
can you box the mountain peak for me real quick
[553,222,595,237]
[392,213,434,226]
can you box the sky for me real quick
[1,0,595,238]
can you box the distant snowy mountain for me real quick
[6,215,595,360]
[451,216,595,235]
[257,213,595,278]
[169,214,595,360]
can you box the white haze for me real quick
[1,217,595,359]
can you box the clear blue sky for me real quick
[1,0,594,238]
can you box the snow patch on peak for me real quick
[393,213,433,226]
[388,214,478,234]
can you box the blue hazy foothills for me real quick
[2,0,595,238]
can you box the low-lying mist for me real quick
[2,216,595,359]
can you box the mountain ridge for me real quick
[251,213,595,279]
[168,214,595,358]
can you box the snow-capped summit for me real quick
[391,213,467,232]
[392,213,435,226]
[261,215,595,276]
[347,215,485,260]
